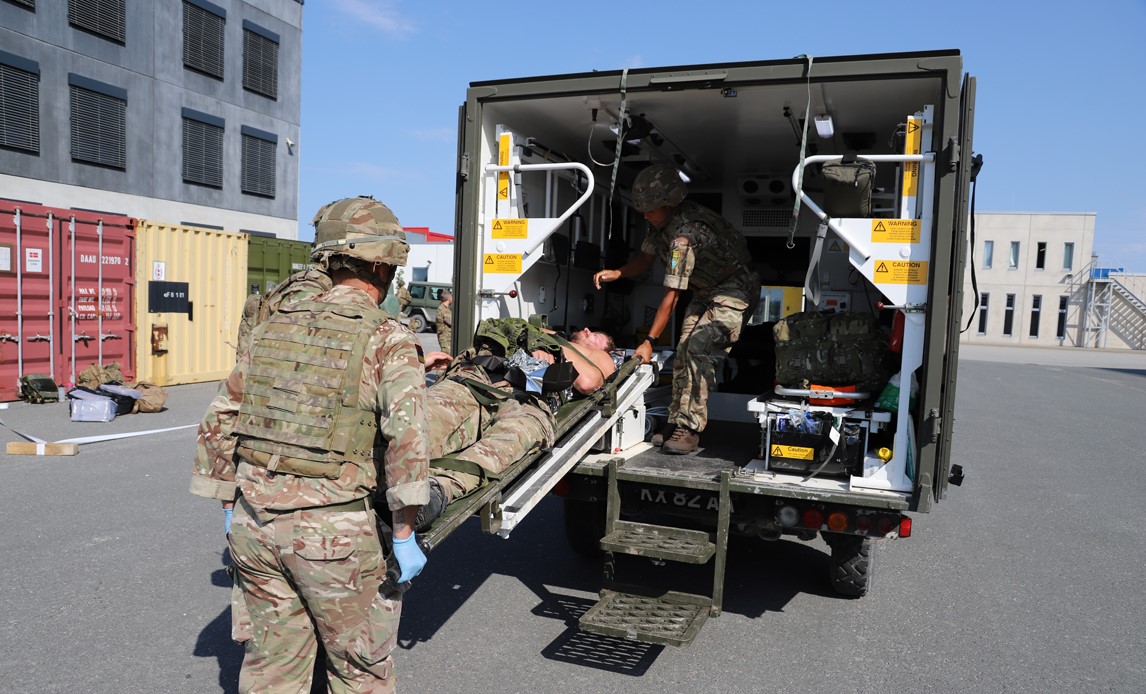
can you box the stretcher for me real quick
[418,356,654,552]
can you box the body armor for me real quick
[653,201,754,296]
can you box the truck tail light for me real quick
[801,508,824,529]
[827,511,848,532]
[876,515,898,535]
[855,514,872,532]
[777,505,799,527]
[899,516,912,538]
[551,479,570,497]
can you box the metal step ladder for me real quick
[578,461,731,647]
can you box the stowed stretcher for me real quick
[418,357,653,552]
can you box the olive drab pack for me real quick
[821,158,877,218]
[19,374,60,404]
[76,362,125,390]
[130,381,168,413]
[470,318,579,394]
[773,310,895,392]
[232,299,392,479]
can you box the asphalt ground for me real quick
[0,343,1143,693]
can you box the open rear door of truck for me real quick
[935,72,977,503]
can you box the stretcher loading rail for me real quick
[419,358,653,552]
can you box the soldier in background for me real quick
[193,196,431,693]
[435,290,453,351]
[395,277,412,315]
[594,164,758,455]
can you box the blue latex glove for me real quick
[392,533,427,583]
[224,507,233,535]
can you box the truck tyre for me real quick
[407,313,427,333]
[563,497,606,558]
[823,532,874,598]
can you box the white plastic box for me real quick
[70,399,117,422]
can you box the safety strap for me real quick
[787,54,814,250]
[803,221,830,308]
[547,332,605,381]
[430,455,500,483]
[606,68,629,241]
[449,376,513,410]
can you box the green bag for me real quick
[19,374,60,404]
[773,311,895,392]
[472,317,563,359]
[821,157,876,218]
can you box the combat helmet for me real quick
[631,164,687,213]
[311,196,409,267]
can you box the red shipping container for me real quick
[1,202,136,401]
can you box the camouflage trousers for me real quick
[670,296,751,432]
[425,366,554,503]
[228,497,401,693]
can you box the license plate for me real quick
[635,487,725,512]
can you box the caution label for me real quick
[874,260,928,285]
[497,133,510,201]
[871,219,921,244]
[902,117,922,197]
[483,253,522,274]
[491,218,528,239]
[827,239,848,254]
[771,444,814,461]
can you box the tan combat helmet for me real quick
[311,196,409,267]
[630,164,687,213]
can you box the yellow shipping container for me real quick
[134,221,247,386]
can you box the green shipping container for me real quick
[246,236,311,295]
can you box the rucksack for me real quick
[472,318,563,359]
[821,157,876,218]
[773,310,895,392]
[19,374,60,404]
[76,361,125,390]
[130,381,169,413]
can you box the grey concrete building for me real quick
[960,212,1145,350]
[0,0,302,237]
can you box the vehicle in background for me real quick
[403,281,452,333]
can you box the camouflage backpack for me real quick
[773,310,895,392]
[472,317,563,359]
[19,374,60,404]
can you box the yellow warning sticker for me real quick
[483,253,522,274]
[874,260,928,285]
[491,218,528,239]
[871,219,921,244]
[772,444,814,461]
[497,133,510,201]
[902,117,921,197]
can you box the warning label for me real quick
[902,117,922,197]
[771,444,814,461]
[871,219,921,244]
[874,260,928,285]
[491,218,528,239]
[497,133,510,201]
[483,253,522,274]
[827,240,848,254]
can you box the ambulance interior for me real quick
[470,68,953,496]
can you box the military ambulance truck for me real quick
[445,50,976,646]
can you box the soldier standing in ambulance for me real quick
[594,165,758,455]
[192,197,430,693]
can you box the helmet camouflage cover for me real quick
[631,164,687,213]
[311,196,409,267]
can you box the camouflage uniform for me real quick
[396,285,412,314]
[234,268,333,358]
[435,301,453,351]
[424,359,554,504]
[192,284,429,693]
[641,200,759,432]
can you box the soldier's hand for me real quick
[424,351,453,370]
[593,269,621,289]
[634,341,654,364]
[392,532,427,583]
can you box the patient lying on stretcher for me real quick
[415,326,617,528]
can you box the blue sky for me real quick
[298,0,1146,272]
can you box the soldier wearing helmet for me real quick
[593,165,758,455]
[193,196,437,692]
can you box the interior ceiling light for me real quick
[814,114,834,139]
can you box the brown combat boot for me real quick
[663,426,699,455]
[651,423,677,447]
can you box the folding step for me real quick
[600,520,715,564]
[579,589,711,647]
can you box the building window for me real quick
[69,0,126,43]
[182,108,223,188]
[1056,296,1068,340]
[1003,293,1016,336]
[241,125,276,197]
[1036,242,1046,270]
[242,21,279,99]
[1009,241,1020,269]
[183,0,225,80]
[1063,242,1074,271]
[0,54,40,154]
[1029,295,1041,338]
[977,292,989,335]
[983,240,993,269]
[69,75,126,169]
[6,0,36,9]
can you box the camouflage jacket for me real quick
[192,285,431,512]
[640,200,758,304]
